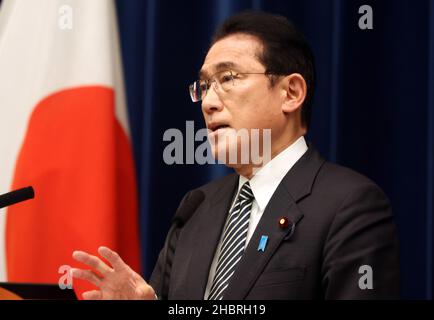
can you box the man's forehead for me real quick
[199,34,264,79]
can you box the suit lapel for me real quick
[223,146,325,299]
[222,183,303,299]
[186,174,238,299]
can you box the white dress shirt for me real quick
[204,136,308,298]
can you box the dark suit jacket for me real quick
[150,146,400,299]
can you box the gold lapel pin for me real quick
[278,216,290,229]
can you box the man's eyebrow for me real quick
[199,61,238,79]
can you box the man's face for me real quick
[199,33,287,168]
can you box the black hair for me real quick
[212,10,316,129]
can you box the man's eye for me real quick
[218,72,233,83]
[199,82,208,92]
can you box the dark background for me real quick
[115,0,434,299]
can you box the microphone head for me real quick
[172,190,205,227]
[0,186,35,209]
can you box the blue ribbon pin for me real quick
[257,235,268,252]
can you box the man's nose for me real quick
[201,85,224,115]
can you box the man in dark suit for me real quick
[71,11,400,300]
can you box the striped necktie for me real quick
[208,181,255,300]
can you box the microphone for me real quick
[0,186,35,209]
[159,190,205,300]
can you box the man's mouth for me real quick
[208,123,230,132]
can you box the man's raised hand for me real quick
[71,246,156,300]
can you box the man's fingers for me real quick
[72,250,112,275]
[71,268,102,287]
[98,246,127,271]
[82,290,102,300]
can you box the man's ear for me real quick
[281,73,307,114]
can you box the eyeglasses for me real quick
[189,70,273,102]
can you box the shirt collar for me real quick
[237,136,308,211]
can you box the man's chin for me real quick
[211,144,245,167]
